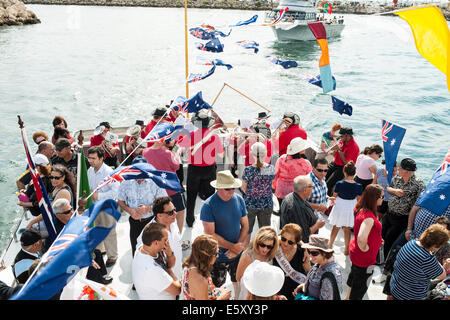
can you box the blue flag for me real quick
[229,14,258,27]
[196,56,233,70]
[331,96,353,116]
[381,119,406,185]
[170,91,212,114]
[306,74,336,91]
[100,162,182,193]
[265,55,298,69]
[416,149,450,215]
[187,64,216,83]
[189,27,215,40]
[195,38,224,53]
[236,40,259,53]
[10,199,121,300]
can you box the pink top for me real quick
[142,147,180,196]
[273,154,312,199]
[349,209,382,268]
[355,154,376,180]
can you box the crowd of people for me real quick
[2,107,449,301]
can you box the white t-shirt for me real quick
[355,154,376,180]
[136,219,183,280]
[132,247,175,300]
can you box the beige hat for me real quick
[301,234,334,253]
[210,170,242,189]
[126,124,141,137]
[287,137,307,155]
[251,142,267,158]
[243,260,285,297]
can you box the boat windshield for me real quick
[267,10,316,22]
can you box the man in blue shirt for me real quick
[201,170,248,295]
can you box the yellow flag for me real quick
[395,5,450,92]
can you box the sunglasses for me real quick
[380,194,385,199]
[280,236,295,245]
[307,250,321,257]
[49,175,63,180]
[316,168,328,173]
[162,209,176,216]
[59,208,73,215]
[224,188,235,191]
[258,243,274,250]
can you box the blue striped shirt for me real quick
[390,240,443,300]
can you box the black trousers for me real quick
[325,162,344,196]
[347,264,374,300]
[381,213,409,260]
[129,216,152,257]
[86,249,108,283]
[186,164,216,227]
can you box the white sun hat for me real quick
[242,260,285,298]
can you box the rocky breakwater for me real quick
[0,0,40,25]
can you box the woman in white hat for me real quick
[243,260,286,300]
[273,137,312,207]
[241,142,276,243]
[293,234,342,300]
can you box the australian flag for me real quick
[20,125,58,244]
[306,74,337,91]
[381,119,406,185]
[99,162,182,193]
[331,96,353,116]
[195,38,224,53]
[189,27,215,40]
[229,14,258,28]
[10,199,121,300]
[266,55,298,69]
[170,91,212,114]
[187,64,216,83]
[236,40,259,53]
[416,148,450,215]
[196,56,232,70]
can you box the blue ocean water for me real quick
[0,5,449,252]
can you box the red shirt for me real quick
[349,209,382,268]
[278,124,307,156]
[334,137,359,166]
[179,128,224,166]
[143,120,159,147]
[90,134,118,159]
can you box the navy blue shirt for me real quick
[334,180,363,200]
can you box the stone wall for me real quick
[0,0,40,25]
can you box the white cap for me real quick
[34,153,49,166]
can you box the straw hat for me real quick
[287,137,307,155]
[126,124,141,137]
[210,170,242,189]
[301,234,334,253]
[242,260,284,297]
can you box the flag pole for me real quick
[184,0,189,100]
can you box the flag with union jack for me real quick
[187,64,216,83]
[20,126,58,243]
[416,148,450,215]
[381,119,406,185]
[195,38,224,52]
[169,91,212,114]
[236,40,259,53]
[196,56,233,70]
[97,162,182,193]
[11,199,121,300]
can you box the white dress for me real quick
[328,196,357,228]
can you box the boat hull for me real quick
[271,23,345,41]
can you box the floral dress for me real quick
[181,267,218,300]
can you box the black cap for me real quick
[55,138,71,151]
[338,126,353,136]
[132,155,148,164]
[20,229,42,246]
[400,158,417,171]
[99,121,111,129]
[257,112,270,119]
[135,120,145,126]
[152,107,167,117]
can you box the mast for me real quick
[184,0,189,99]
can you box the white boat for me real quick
[0,125,387,300]
[266,0,345,41]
